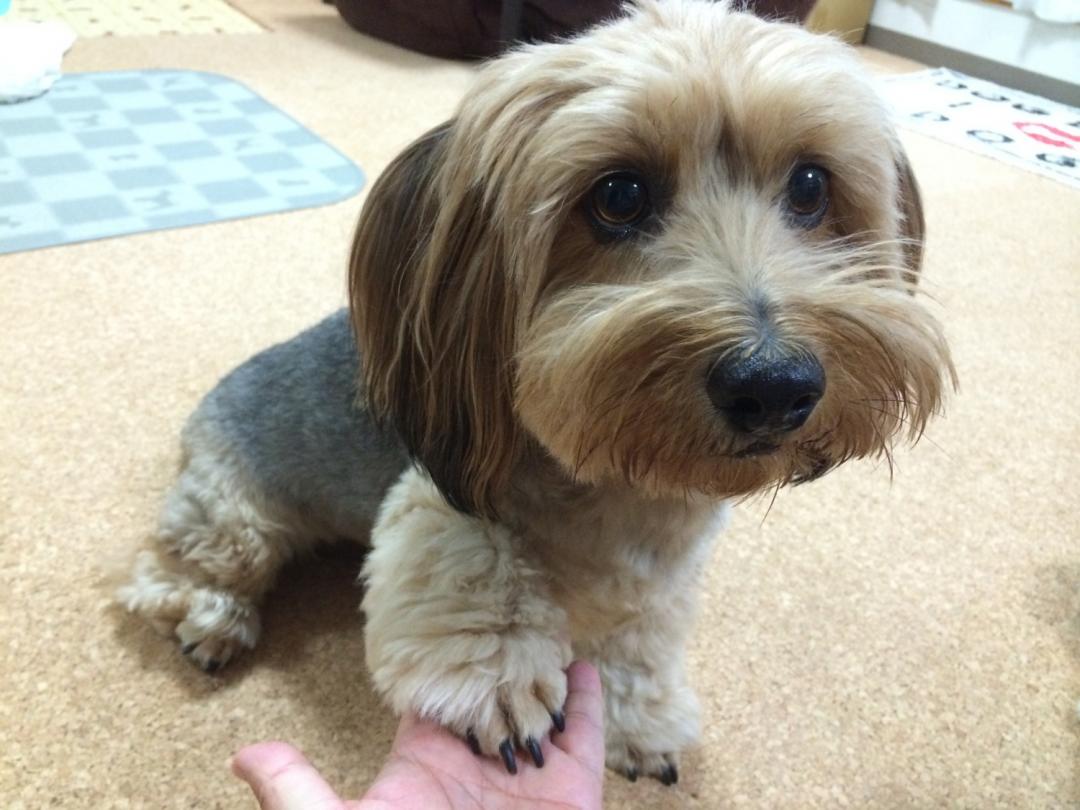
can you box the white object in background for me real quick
[879,68,1080,189]
[869,0,1078,88]
[0,21,77,104]
[1012,0,1080,24]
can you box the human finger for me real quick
[230,741,346,810]
[554,660,605,772]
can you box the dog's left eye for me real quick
[589,172,651,234]
[785,164,830,228]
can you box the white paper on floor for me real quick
[878,68,1080,190]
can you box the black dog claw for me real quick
[551,711,566,733]
[203,659,222,674]
[525,737,544,768]
[180,642,197,655]
[659,763,678,786]
[498,740,518,775]
[466,730,481,756]
[626,766,639,782]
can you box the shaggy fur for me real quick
[118,0,955,785]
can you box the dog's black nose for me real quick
[708,349,825,434]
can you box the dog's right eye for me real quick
[588,172,650,236]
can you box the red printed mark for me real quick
[1014,122,1080,149]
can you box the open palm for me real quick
[232,661,605,810]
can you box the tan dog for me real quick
[119,0,955,785]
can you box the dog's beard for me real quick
[515,241,954,500]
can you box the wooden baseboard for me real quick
[807,0,874,44]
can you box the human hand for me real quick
[231,660,605,810]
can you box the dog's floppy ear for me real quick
[895,151,925,282]
[349,122,522,519]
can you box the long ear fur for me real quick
[348,123,521,518]
[896,152,925,282]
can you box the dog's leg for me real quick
[117,434,299,672]
[362,468,571,769]
[582,612,701,785]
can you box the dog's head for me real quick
[349,0,955,517]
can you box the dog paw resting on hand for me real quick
[361,469,573,773]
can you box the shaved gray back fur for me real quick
[189,309,408,539]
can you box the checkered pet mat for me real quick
[0,70,364,255]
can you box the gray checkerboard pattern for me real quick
[0,70,365,254]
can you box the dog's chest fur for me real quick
[500,463,729,643]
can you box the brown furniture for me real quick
[333,0,817,60]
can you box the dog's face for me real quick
[350,0,955,516]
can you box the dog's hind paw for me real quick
[171,589,260,672]
[117,550,260,674]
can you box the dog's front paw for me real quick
[372,628,571,773]
[604,676,700,787]
[607,742,681,786]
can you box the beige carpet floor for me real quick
[2,2,1078,807]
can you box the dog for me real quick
[118,0,955,785]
